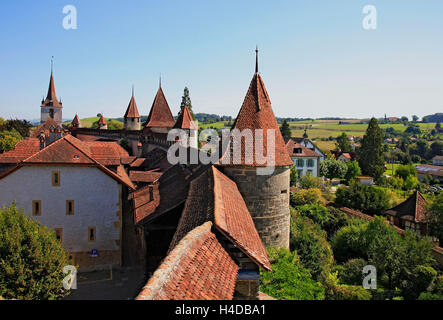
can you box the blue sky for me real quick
[0,0,442,121]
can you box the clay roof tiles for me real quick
[41,73,61,108]
[286,139,321,157]
[0,138,40,163]
[145,87,176,128]
[136,222,238,300]
[222,73,292,167]
[173,107,198,130]
[385,191,428,223]
[124,95,140,118]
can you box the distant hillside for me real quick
[422,113,443,123]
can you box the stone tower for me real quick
[124,87,141,131]
[41,68,63,125]
[221,50,293,249]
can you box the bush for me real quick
[319,158,348,180]
[335,183,390,215]
[338,259,368,286]
[298,174,325,190]
[290,213,334,281]
[395,164,417,180]
[0,129,23,153]
[260,248,325,300]
[417,292,443,300]
[323,272,372,300]
[290,188,325,206]
[0,204,69,300]
[344,161,361,184]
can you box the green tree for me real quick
[179,87,196,120]
[290,165,297,187]
[319,158,348,180]
[427,193,443,245]
[358,118,385,181]
[290,212,334,280]
[0,129,23,153]
[323,271,372,300]
[344,160,361,183]
[336,133,352,153]
[336,258,368,286]
[335,183,390,215]
[0,204,69,300]
[290,189,325,207]
[280,120,291,138]
[260,248,324,300]
[395,164,417,180]
[412,115,419,122]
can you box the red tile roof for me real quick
[136,222,238,300]
[0,135,135,189]
[385,191,428,223]
[222,73,292,167]
[41,73,61,108]
[173,107,198,130]
[71,114,81,127]
[212,166,271,270]
[98,115,107,125]
[169,165,271,271]
[0,138,40,163]
[124,94,140,118]
[132,184,161,223]
[31,118,62,138]
[145,87,176,128]
[286,139,321,157]
[129,170,163,183]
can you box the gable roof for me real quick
[41,72,61,108]
[385,191,428,223]
[124,94,140,118]
[129,170,163,183]
[173,107,198,130]
[0,138,40,163]
[168,165,271,271]
[136,222,238,300]
[145,87,176,128]
[223,73,292,167]
[0,135,135,189]
[31,118,62,138]
[286,138,321,157]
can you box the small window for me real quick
[281,189,288,194]
[66,200,74,215]
[68,253,76,265]
[307,159,314,167]
[52,171,60,186]
[88,227,96,242]
[55,228,63,242]
[149,186,154,201]
[296,159,304,167]
[32,200,41,216]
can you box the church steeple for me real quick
[40,59,63,125]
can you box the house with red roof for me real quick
[0,134,138,271]
[285,138,322,177]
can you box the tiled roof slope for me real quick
[145,87,176,128]
[212,166,271,270]
[286,139,321,157]
[385,191,428,222]
[168,165,271,271]
[129,170,163,183]
[0,135,134,189]
[0,138,40,163]
[31,118,61,138]
[136,222,238,300]
[124,94,140,118]
[174,107,198,130]
[41,73,61,107]
[71,114,81,127]
[223,73,292,167]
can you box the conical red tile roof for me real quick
[173,107,198,130]
[124,95,140,118]
[225,73,292,167]
[71,114,81,127]
[145,87,175,128]
[98,115,107,125]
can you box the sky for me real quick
[0,0,442,121]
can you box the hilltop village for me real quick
[0,54,442,301]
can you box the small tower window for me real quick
[66,200,74,215]
[32,200,42,216]
[52,171,60,186]
[88,227,96,242]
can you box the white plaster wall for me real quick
[292,157,318,177]
[0,166,120,253]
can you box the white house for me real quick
[0,135,135,271]
[285,138,321,177]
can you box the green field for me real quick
[63,117,123,128]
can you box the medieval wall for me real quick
[223,166,290,249]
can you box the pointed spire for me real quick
[174,106,198,130]
[255,46,259,74]
[159,74,162,88]
[51,56,54,75]
[132,84,135,97]
[41,58,61,108]
[145,87,175,128]
[124,86,140,119]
